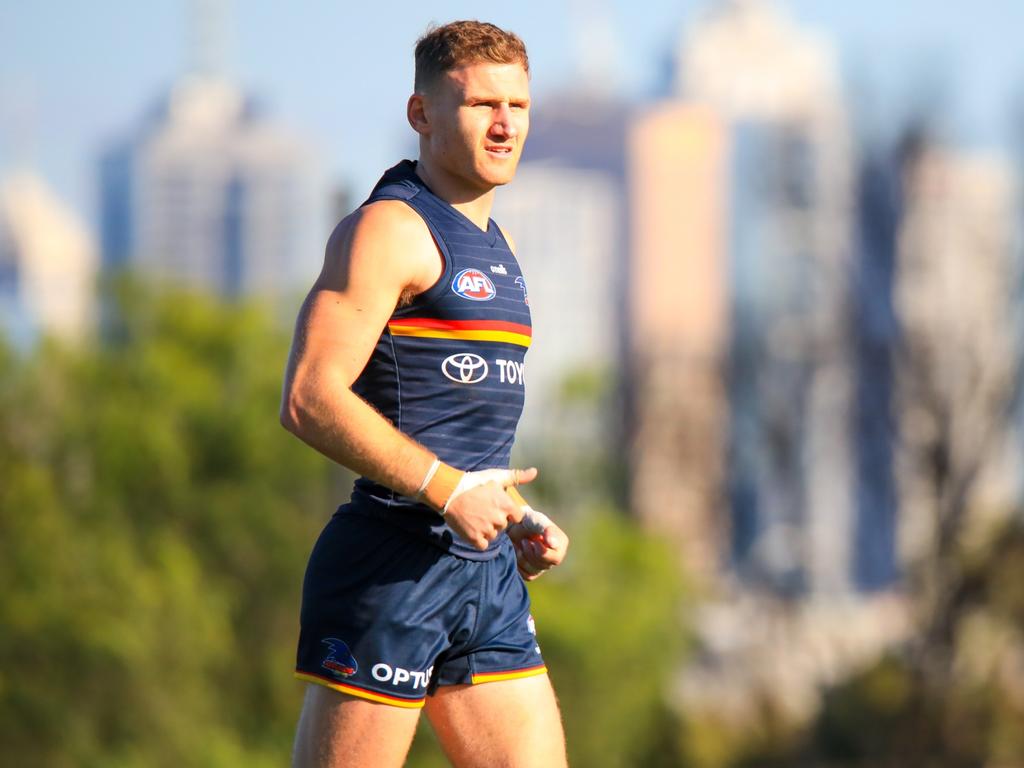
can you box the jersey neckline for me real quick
[396,160,500,246]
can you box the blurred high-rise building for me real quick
[99,1,325,299]
[850,146,902,592]
[0,173,97,346]
[99,76,325,298]
[626,103,729,580]
[671,0,854,596]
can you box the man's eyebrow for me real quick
[464,94,531,104]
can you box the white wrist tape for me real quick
[443,468,519,513]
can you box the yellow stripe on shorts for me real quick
[471,665,548,685]
[295,671,426,709]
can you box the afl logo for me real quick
[442,353,489,384]
[452,268,496,301]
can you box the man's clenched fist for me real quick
[505,496,569,580]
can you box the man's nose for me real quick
[491,104,517,138]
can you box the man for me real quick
[280,20,570,768]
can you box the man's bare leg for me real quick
[424,674,567,768]
[292,684,421,768]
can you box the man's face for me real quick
[416,61,531,192]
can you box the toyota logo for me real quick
[442,353,489,384]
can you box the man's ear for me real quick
[407,93,429,135]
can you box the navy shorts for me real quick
[295,507,546,708]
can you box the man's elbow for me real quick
[279,389,310,437]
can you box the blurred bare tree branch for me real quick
[893,127,1024,692]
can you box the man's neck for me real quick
[414,159,495,231]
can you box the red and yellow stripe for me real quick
[295,671,426,709]
[471,664,548,685]
[388,318,531,348]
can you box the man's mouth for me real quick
[485,145,513,155]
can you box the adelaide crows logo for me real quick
[321,638,358,679]
[514,276,529,305]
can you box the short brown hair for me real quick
[414,20,529,92]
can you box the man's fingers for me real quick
[542,528,564,550]
[528,538,549,560]
[505,500,525,525]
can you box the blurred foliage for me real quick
[517,362,630,517]
[803,519,1024,768]
[685,517,1024,768]
[0,280,331,766]
[0,281,692,766]
[526,508,688,768]
[678,699,803,768]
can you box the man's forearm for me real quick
[281,382,436,499]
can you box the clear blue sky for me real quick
[2,0,1023,223]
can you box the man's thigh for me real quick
[292,684,421,768]
[424,674,567,768]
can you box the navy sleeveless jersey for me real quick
[347,160,531,560]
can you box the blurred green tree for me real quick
[532,508,689,768]
[0,281,332,766]
[805,519,1024,768]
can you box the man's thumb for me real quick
[502,467,538,488]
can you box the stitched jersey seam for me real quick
[387,327,401,509]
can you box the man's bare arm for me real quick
[280,200,441,493]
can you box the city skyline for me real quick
[2,0,1024,223]
[1,2,1020,596]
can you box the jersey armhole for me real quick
[357,190,454,313]
[389,195,455,314]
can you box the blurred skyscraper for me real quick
[99,0,325,298]
[627,103,729,580]
[0,173,97,346]
[678,0,854,597]
[851,145,902,592]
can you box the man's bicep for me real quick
[293,287,395,386]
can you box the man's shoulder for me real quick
[327,199,434,258]
[321,200,440,292]
[341,199,429,240]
